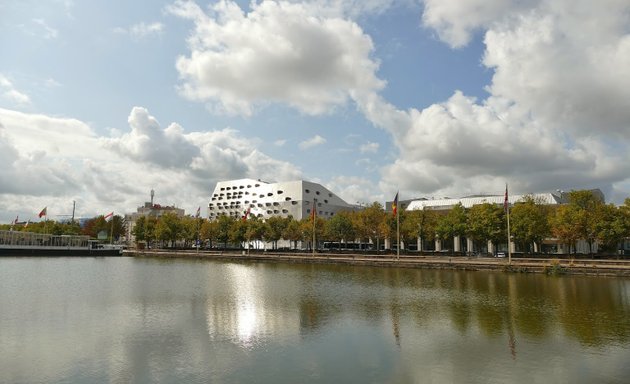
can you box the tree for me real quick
[132,216,147,243]
[283,218,303,250]
[551,190,602,254]
[245,217,266,249]
[229,219,247,247]
[466,203,504,254]
[324,211,355,248]
[265,216,289,250]
[354,202,386,252]
[155,212,182,247]
[435,203,466,251]
[180,216,201,247]
[200,219,219,248]
[594,204,626,253]
[510,195,551,254]
[216,215,235,248]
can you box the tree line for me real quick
[131,190,630,255]
[3,190,629,255]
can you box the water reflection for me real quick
[1,258,629,383]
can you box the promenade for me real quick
[126,249,630,277]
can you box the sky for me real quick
[1,0,629,223]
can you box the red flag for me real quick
[310,199,317,222]
[242,207,251,221]
[104,212,113,221]
[38,207,47,218]
[392,192,399,217]
[504,184,509,213]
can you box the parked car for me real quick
[496,252,506,258]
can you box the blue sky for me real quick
[1,0,629,222]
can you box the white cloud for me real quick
[114,22,164,39]
[168,0,384,116]
[0,74,31,105]
[299,135,326,150]
[359,141,379,153]
[32,18,58,39]
[0,107,301,222]
[355,0,630,201]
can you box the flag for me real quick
[38,207,47,218]
[242,207,251,221]
[25,220,30,228]
[195,206,201,218]
[104,212,114,221]
[310,199,317,222]
[504,184,509,213]
[392,192,399,217]
[13,215,18,225]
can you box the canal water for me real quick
[1,257,629,384]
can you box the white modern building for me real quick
[208,179,356,221]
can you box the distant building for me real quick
[208,179,357,221]
[386,189,605,255]
[124,189,186,244]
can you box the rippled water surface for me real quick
[1,257,629,383]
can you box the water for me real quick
[1,257,629,383]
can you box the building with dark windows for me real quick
[208,179,357,221]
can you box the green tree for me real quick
[180,216,201,247]
[200,219,219,248]
[354,202,386,252]
[155,212,182,247]
[594,204,626,253]
[510,195,551,254]
[324,211,355,248]
[551,190,602,254]
[242,217,263,250]
[265,216,289,250]
[436,203,466,251]
[229,219,247,247]
[466,203,505,254]
[283,218,303,250]
[132,216,147,243]
[216,215,235,248]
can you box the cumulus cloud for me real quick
[299,135,326,149]
[359,0,630,200]
[0,106,302,222]
[168,0,384,115]
[104,107,200,168]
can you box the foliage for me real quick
[466,203,505,251]
[551,190,602,254]
[324,211,355,246]
[436,203,466,250]
[510,195,551,253]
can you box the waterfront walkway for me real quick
[125,249,630,277]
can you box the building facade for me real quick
[393,189,605,255]
[208,179,356,221]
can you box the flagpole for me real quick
[505,184,512,265]
[507,206,512,265]
[110,213,114,245]
[396,200,400,261]
[312,200,316,257]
